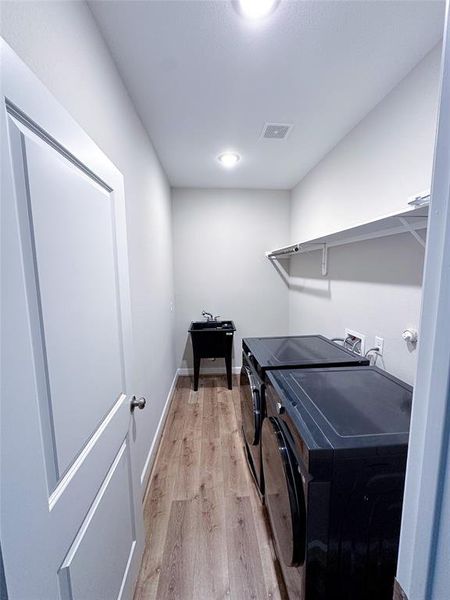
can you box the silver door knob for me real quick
[130,396,146,412]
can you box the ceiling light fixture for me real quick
[217,152,240,168]
[236,0,279,20]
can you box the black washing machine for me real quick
[262,366,412,600]
[239,335,369,499]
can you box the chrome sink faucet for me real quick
[202,310,221,322]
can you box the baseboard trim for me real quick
[140,369,178,495]
[140,364,241,500]
[177,366,241,376]
[393,578,409,600]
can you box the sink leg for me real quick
[193,356,200,391]
[225,355,232,390]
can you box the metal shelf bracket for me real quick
[397,216,426,248]
[321,244,328,276]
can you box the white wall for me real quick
[172,188,290,373]
[1,1,177,494]
[290,45,441,242]
[288,234,425,384]
[288,45,442,384]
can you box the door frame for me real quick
[396,3,450,598]
[1,38,143,599]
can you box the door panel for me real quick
[24,133,124,478]
[1,42,144,600]
[49,395,130,530]
[58,441,135,600]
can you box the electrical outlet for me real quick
[375,336,384,355]
[345,328,366,355]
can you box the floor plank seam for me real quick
[135,376,283,600]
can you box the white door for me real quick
[0,41,145,599]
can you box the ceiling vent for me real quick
[261,122,293,140]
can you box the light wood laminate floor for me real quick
[134,375,286,600]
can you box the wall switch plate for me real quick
[375,336,384,355]
[345,328,366,355]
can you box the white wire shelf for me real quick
[266,196,429,276]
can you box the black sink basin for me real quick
[189,320,236,332]
[188,320,236,390]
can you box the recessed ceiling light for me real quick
[236,0,279,20]
[218,152,240,168]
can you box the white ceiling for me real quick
[89,0,445,190]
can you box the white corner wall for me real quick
[0,1,177,495]
[288,44,442,384]
[172,188,290,373]
[290,45,442,242]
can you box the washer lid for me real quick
[243,335,368,370]
[268,366,412,450]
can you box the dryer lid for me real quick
[243,335,368,371]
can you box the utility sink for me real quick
[189,320,235,332]
[188,320,236,391]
